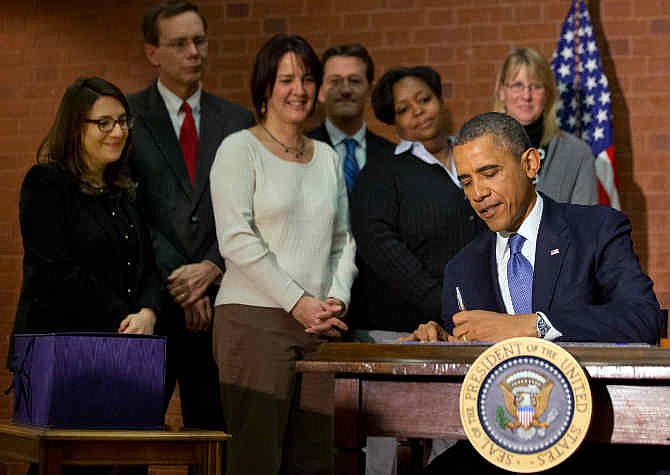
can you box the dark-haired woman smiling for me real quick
[11,77,160,344]
[10,77,161,475]
[210,34,356,475]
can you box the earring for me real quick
[261,100,267,116]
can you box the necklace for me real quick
[260,124,306,161]
[81,179,109,194]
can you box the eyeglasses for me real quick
[326,75,367,90]
[161,36,208,53]
[505,82,545,95]
[84,116,134,134]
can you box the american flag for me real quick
[550,0,621,209]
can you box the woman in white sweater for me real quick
[209,34,356,475]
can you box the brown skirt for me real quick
[213,304,333,475]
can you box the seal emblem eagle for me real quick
[460,338,592,473]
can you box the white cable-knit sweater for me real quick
[210,129,357,312]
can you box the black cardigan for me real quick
[350,151,484,332]
[10,164,161,353]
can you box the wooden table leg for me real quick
[39,444,62,475]
[334,378,364,475]
[204,441,220,475]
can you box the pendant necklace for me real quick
[260,123,306,161]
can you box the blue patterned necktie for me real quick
[342,138,360,192]
[507,233,533,314]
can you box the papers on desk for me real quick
[398,341,652,347]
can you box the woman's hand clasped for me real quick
[291,296,348,338]
[118,308,157,335]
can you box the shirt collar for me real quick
[496,192,544,257]
[394,138,459,185]
[156,80,202,116]
[325,119,367,149]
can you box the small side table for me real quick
[0,423,230,475]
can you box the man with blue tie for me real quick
[307,43,394,193]
[307,44,397,475]
[403,111,665,475]
[402,111,661,346]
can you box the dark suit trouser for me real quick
[162,300,224,430]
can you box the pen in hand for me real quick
[456,286,466,312]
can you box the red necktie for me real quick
[179,102,198,185]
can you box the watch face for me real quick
[537,315,550,338]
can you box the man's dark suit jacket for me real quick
[307,123,395,330]
[306,123,394,171]
[128,83,254,288]
[127,82,254,428]
[441,195,662,344]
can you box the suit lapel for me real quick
[139,84,192,197]
[463,232,505,312]
[485,232,506,312]
[533,197,570,311]
[191,93,219,207]
[314,124,333,146]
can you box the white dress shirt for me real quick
[156,80,202,137]
[324,119,368,168]
[394,138,460,188]
[495,193,562,340]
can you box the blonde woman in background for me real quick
[494,47,598,205]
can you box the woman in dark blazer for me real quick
[10,77,161,363]
[351,66,484,337]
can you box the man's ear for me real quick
[317,83,328,104]
[144,43,160,68]
[521,148,541,180]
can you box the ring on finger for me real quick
[461,335,468,342]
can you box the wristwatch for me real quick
[536,312,550,339]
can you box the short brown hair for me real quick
[321,44,374,84]
[142,1,207,46]
[250,34,322,120]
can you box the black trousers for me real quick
[161,298,224,430]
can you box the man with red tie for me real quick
[128,1,254,431]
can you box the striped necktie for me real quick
[342,138,360,192]
[507,233,533,314]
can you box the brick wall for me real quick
[1,0,669,466]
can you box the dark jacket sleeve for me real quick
[351,162,442,318]
[17,165,129,331]
[544,209,662,344]
[128,188,163,317]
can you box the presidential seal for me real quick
[460,337,592,473]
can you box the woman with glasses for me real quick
[10,77,161,362]
[210,34,356,475]
[494,47,598,205]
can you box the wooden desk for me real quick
[0,423,230,475]
[297,343,670,474]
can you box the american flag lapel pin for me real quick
[550,248,560,256]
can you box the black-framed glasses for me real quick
[161,36,208,53]
[84,116,134,133]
